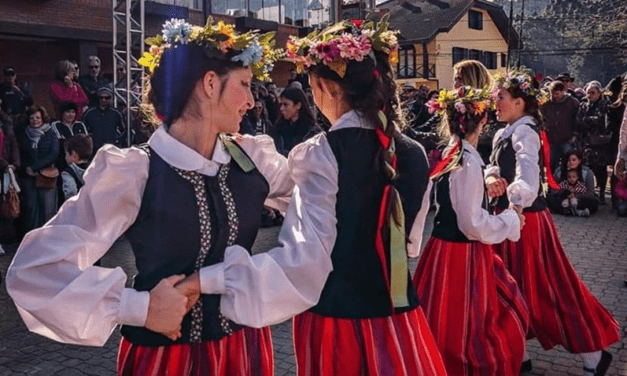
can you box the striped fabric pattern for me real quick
[414,237,529,376]
[494,209,620,353]
[117,327,273,376]
[293,307,448,376]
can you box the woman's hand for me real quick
[511,205,525,230]
[615,158,626,180]
[145,274,188,341]
[175,272,201,312]
[486,176,508,198]
[26,167,37,177]
[63,75,73,87]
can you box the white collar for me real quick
[147,126,231,177]
[500,115,535,139]
[328,110,375,132]
[461,139,484,166]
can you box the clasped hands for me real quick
[143,272,201,341]
[485,176,525,229]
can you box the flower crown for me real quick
[138,18,283,81]
[428,86,495,125]
[494,70,550,105]
[285,14,399,78]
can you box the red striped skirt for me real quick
[494,209,620,353]
[117,327,273,376]
[413,237,529,376]
[292,307,447,376]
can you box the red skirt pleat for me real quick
[413,237,529,376]
[293,307,448,376]
[494,209,620,353]
[117,327,274,376]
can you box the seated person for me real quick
[548,149,598,215]
[558,169,590,217]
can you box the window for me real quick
[468,10,483,30]
[483,52,497,69]
[397,47,416,78]
[501,53,508,68]
[452,47,468,65]
[469,49,482,61]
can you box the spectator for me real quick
[0,109,21,244]
[0,66,33,127]
[263,82,279,124]
[557,72,577,93]
[61,134,92,202]
[274,86,319,155]
[50,60,88,120]
[78,56,111,108]
[548,149,598,215]
[19,106,59,233]
[613,84,627,182]
[558,169,591,217]
[82,87,124,153]
[251,99,272,135]
[70,60,80,82]
[579,80,611,204]
[51,101,89,170]
[606,76,624,208]
[541,80,580,172]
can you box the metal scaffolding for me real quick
[112,0,145,147]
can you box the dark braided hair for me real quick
[309,48,404,225]
[499,75,544,128]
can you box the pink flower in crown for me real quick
[454,102,467,114]
[150,46,161,55]
[427,98,440,114]
[520,81,530,91]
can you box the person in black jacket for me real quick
[274,86,319,155]
[19,106,59,233]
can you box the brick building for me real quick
[0,0,300,119]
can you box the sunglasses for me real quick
[99,96,111,100]
[89,66,100,69]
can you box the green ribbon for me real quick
[390,191,409,308]
[220,134,256,173]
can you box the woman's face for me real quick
[453,69,463,89]
[494,87,524,124]
[62,109,76,124]
[29,111,43,128]
[211,68,254,133]
[253,100,264,119]
[279,97,300,122]
[567,154,581,169]
[586,86,601,103]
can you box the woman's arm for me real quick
[452,151,520,244]
[6,146,160,346]
[507,124,541,208]
[183,133,338,328]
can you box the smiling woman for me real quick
[7,18,339,376]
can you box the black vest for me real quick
[310,129,428,318]
[121,146,269,346]
[490,126,546,212]
[432,152,488,242]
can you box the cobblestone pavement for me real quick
[1,205,626,375]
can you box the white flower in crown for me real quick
[232,38,264,66]
[162,19,193,44]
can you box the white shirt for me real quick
[484,115,541,209]
[7,126,337,346]
[449,140,520,244]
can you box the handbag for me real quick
[0,169,20,219]
[35,165,59,189]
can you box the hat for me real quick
[557,72,572,81]
[3,66,15,76]
[402,82,416,90]
[96,86,112,97]
[59,101,79,115]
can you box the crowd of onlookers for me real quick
[0,57,128,252]
[401,71,627,218]
[1,59,626,253]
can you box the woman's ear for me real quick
[202,71,219,100]
[319,76,341,99]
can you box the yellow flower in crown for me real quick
[138,17,284,81]
[285,14,399,78]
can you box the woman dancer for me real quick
[8,18,339,376]
[286,16,447,375]
[486,71,620,376]
[414,87,528,376]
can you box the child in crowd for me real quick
[61,134,92,202]
[559,168,590,217]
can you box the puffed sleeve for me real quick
[6,145,150,346]
[484,128,506,179]
[238,134,294,212]
[451,151,520,244]
[198,133,338,328]
[507,124,541,208]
